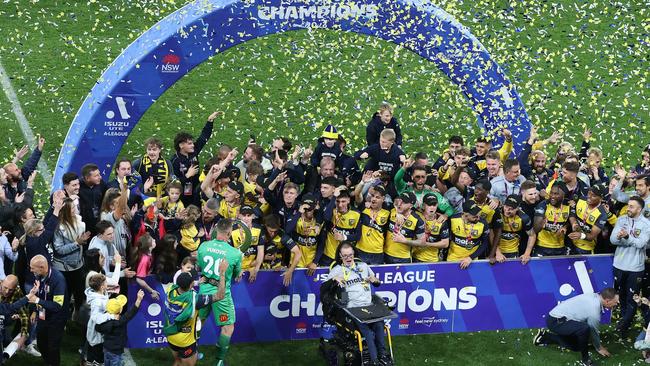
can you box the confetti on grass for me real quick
[0,0,647,209]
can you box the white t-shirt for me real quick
[100,211,130,258]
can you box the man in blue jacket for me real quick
[29,255,69,366]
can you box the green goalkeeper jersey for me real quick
[197,239,242,294]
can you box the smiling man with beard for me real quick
[394,160,454,216]
[533,181,571,256]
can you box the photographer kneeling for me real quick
[327,242,389,365]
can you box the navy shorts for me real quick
[169,342,197,359]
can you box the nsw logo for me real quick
[398,318,409,329]
[295,321,307,334]
[161,54,181,73]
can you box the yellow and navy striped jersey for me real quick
[179,225,200,251]
[570,199,607,251]
[412,217,450,262]
[160,197,185,218]
[472,197,497,226]
[494,210,532,254]
[291,216,324,267]
[324,209,361,259]
[164,287,201,347]
[384,208,425,259]
[218,200,240,220]
[231,224,262,270]
[447,213,489,261]
[259,232,296,269]
[534,201,570,249]
[357,208,390,254]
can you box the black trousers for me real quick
[543,316,590,361]
[613,267,643,332]
[37,319,65,366]
[62,267,86,313]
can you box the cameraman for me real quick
[327,242,389,365]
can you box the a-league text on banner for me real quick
[126,255,613,348]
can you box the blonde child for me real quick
[177,205,202,261]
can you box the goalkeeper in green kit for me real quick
[198,218,243,366]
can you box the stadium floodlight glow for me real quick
[53,0,531,190]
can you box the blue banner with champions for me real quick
[126,255,613,348]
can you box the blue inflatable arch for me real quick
[54,0,531,189]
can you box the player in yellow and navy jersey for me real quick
[316,187,361,267]
[533,181,570,256]
[164,268,226,365]
[231,205,264,282]
[355,185,390,264]
[472,180,498,228]
[447,200,489,269]
[259,215,302,287]
[412,194,450,263]
[490,194,537,264]
[468,130,513,180]
[286,193,324,273]
[384,192,427,264]
[215,181,243,220]
[568,184,608,254]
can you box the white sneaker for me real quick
[25,343,41,357]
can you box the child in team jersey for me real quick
[160,180,185,218]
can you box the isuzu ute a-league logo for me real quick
[103,96,131,137]
[161,54,181,73]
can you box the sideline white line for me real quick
[124,348,137,366]
[0,58,53,184]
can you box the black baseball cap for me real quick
[589,183,607,198]
[399,192,417,205]
[301,193,317,209]
[240,205,255,215]
[423,193,438,206]
[462,200,482,216]
[504,194,521,209]
[218,167,241,181]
